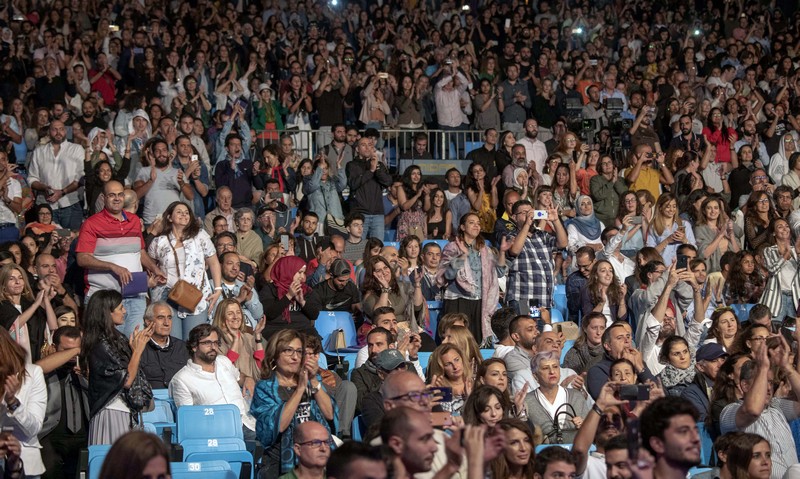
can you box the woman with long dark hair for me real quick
[362,255,424,330]
[490,418,537,479]
[725,433,772,479]
[426,188,452,240]
[702,107,737,168]
[695,195,739,273]
[647,192,695,264]
[396,165,429,240]
[723,251,765,305]
[462,385,511,428]
[436,212,507,344]
[250,329,335,477]
[580,260,627,326]
[614,191,649,258]
[148,201,222,339]
[465,162,500,235]
[81,290,153,445]
[743,190,777,252]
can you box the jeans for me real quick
[157,289,210,340]
[362,214,384,243]
[0,225,19,242]
[52,202,83,230]
[776,291,797,320]
[118,295,147,337]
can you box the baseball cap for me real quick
[329,259,350,278]
[696,343,728,362]
[256,205,271,217]
[374,349,407,371]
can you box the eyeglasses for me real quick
[296,439,333,448]
[752,175,768,181]
[757,198,770,203]
[281,348,305,357]
[389,390,434,403]
[198,340,221,347]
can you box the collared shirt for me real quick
[169,355,256,431]
[0,176,21,224]
[28,140,85,209]
[506,227,556,307]
[75,209,145,296]
[434,73,469,127]
[517,137,548,176]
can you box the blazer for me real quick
[760,245,800,318]
[2,364,46,475]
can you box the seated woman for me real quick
[361,255,424,333]
[730,323,771,358]
[579,260,627,326]
[694,195,739,274]
[435,312,469,345]
[657,335,696,397]
[462,385,511,428]
[490,419,538,479]
[212,298,265,380]
[707,353,751,437]
[725,432,772,479]
[524,351,590,444]
[476,358,528,420]
[251,330,336,477]
[258,256,320,338]
[441,324,483,377]
[615,191,649,258]
[427,344,472,415]
[703,306,740,351]
[562,312,607,375]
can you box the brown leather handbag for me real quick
[167,240,204,311]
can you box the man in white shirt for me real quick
[169,324,257,440]
[28,120,85,230]
[516,119,548,178]
[598,225,636,285]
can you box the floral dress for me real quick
[475,192,497,234]
[397,189,427,240]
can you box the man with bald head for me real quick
[381,407,441,479]
[279,421,331,479]
[28,120,85,229]
[77,180,165,336]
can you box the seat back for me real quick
[730,303,756,321]
[426,301,443,338]
[171,460,237,479]
[315,311,357,353]
[697,421,713,465]
[176,404,244,443]
[88,445,113,479]
[181,438,252,479]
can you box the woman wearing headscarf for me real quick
[566,195,604,256]
[123,108,152,185]
[258,256,320,339]
[768,132,798,183]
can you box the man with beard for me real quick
[34,326,88,479]
[681,343,728,422]
[498,64,531,134]
[555,72,583,119]
[306,258,360,316]
[566,248,596,322]
[354,306,432,370]
[346,137,392,242]
[465,129,504,180]
[211,251,263,329]
[573,382,636,479]
[669,114,708,154]
[279,421,332,479]
[380,407,447,479]
[169,324,257,440]
[502,144,530,188]
[76,99,106,133]
[735,118,769,167]
[173,135,210,220]
[587,321,656,399]
[28,120,85,229]
[642,398,702,479]
[516,119,548,178]
[582,85,607,129]
[133,138,194,226]
[351,331,404,412]
[321,123,354,178]
[178,113,212,177]
[504,315,540,394]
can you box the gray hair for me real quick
[144,301,171,323]
[531,350,560,375]
[234,208,254,224]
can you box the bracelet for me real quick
[214,286,222,291]
[381,287,392,294]
[254,336,262,343]
[592,403,604,416]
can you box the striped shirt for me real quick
[720,398,798,479]
[76,209,145,296]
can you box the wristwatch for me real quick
[7,397,21,412]
[309,384,321,395]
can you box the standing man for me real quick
[505,199,567,322]
[465,128,504,180]
[590,155,629,226]
[28,120,84,229]
[499,64,531,134]
[346,137,392,241]
[516,119,549,179]
[214,105,254,209]
[178,113,212,177]
[133,139,194,227]
[76,181,165,335]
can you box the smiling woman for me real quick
[212,298,264,381]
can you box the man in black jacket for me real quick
[351,330,402,413]
[139,301,190,389]
[346,137,392,241]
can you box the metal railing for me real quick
[251,128,487,167]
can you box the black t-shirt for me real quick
[315,88,344,127]
[306,280,359,315]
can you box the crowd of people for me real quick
[2,0,800,478]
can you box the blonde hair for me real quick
[0,263,33,302]
[427,343,470,386]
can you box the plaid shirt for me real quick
[506,226,557,308]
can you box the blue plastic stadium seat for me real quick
[176,404,243,443]
[480,349,494,360]
[535,444,596,454]
[384,241,400,250]
[142,398,177,441]
[553,284,567,319]
[417,351,433,372]
[689,467,713,478]
[464,141,482,155]
[697,421,713,465]
[384,230,397,242]
[88,445,112,479]
[153,388,170,400]
[180,438,253,479]
[730,303,756,321]
[352,415,366,441]
[171,460,235,479]
[315,311,359,354]
[550,308,564,324]
[560,339,574,364]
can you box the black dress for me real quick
[427,217,447,239]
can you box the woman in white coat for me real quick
[1,327,47,478]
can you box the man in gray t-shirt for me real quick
[133,139,195,225]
